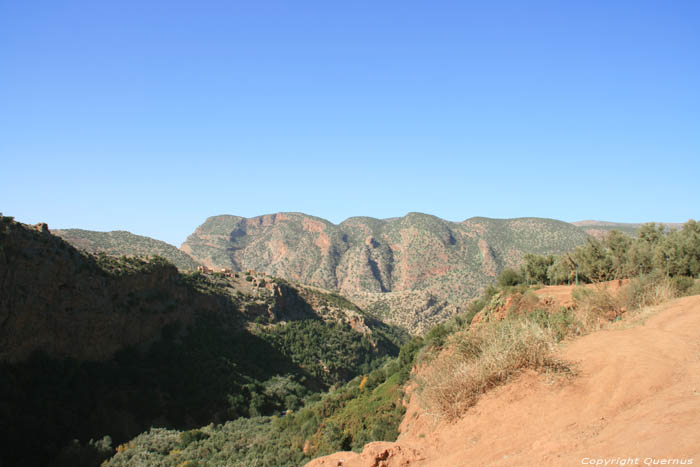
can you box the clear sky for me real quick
[1,1,698,246]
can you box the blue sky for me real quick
[1,1,698,246]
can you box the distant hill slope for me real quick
[182,212,590,333]
[54,228,199,270]
[0,217,404,466]
[572,220,685,239]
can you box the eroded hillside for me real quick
[181,213,590,333]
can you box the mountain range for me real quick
[53,213,667,334]
[180,213,590,333]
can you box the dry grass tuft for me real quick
[571,284,623,331]
[417,318,570,420]
[573,284,622,316]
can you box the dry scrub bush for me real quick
[621,275,676,310]
[505,289,541,315]
[417,318,569,420]
[571,285,623,330]
[572,276,678,332]
[688,279,700,296]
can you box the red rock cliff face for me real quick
[183,213,477,294]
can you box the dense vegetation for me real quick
[261,320,386,386]
[105,338,422,466]
[0,292,402,466]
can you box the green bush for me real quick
[497,268,524,287]
[687,279,700,296]
[527,308,577,342]
[671,276,696,295]
[179,430,210,448]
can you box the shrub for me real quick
[53,436,114,467]
[527,308,577,342]
[179,430,209,449]
[466,298,486,324]
[670,276,696,296]
[497,268,524,287]
[687,279,700,296]
[505,289,540,315]
[423,323,452,350]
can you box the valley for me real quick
[2,212,698,466]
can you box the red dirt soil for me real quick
[307,293,700,466]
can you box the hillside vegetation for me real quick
[500,220,700,287]
[105,339,422,466]
[54,228,200,270]
[0,216,406,467]
[181,212,590,333]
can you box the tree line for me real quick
[499,220,700,286]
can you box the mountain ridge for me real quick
[51,213,691,334]
[54,228,200,270]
